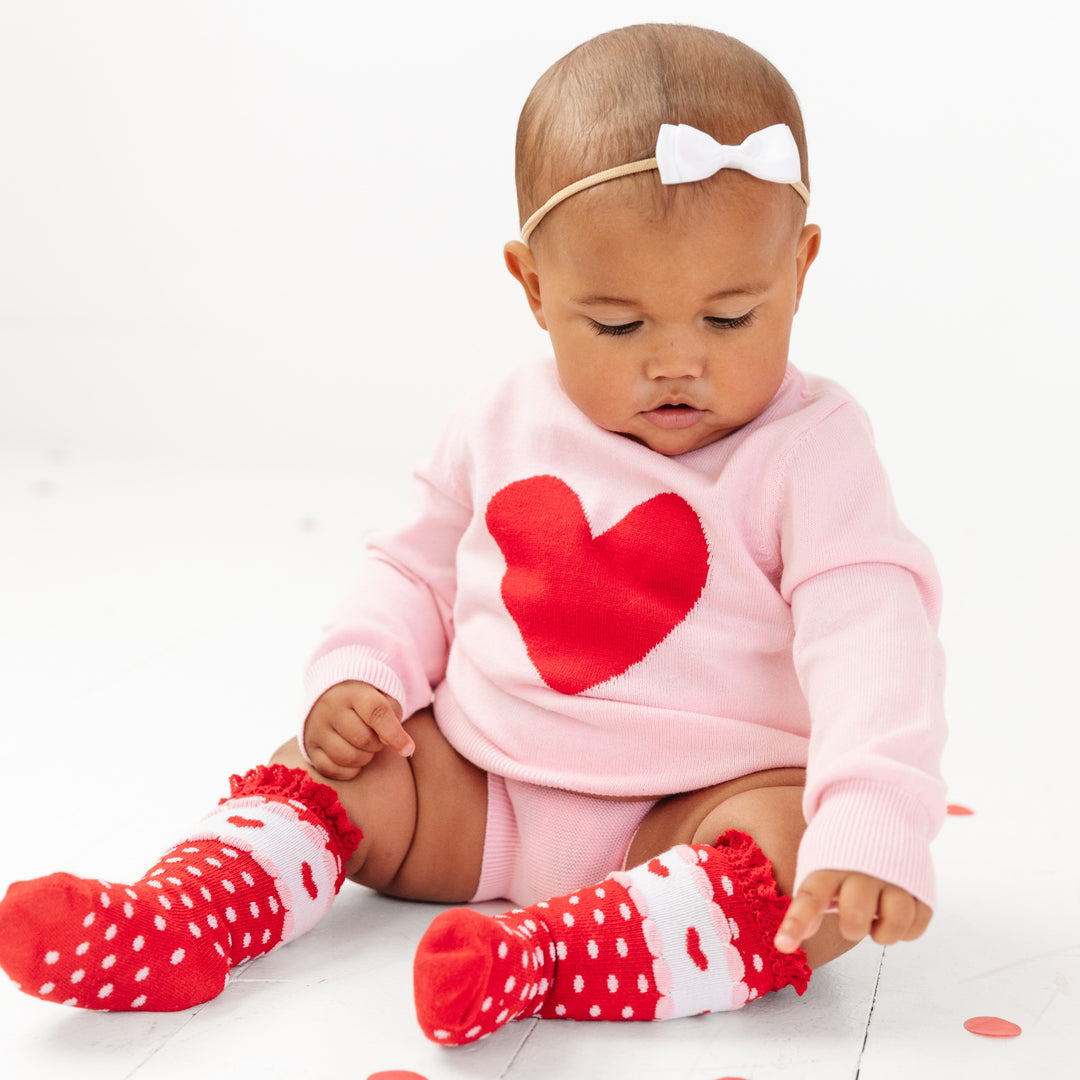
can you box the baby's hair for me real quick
[515,23,809,238]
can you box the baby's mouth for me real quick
[641,403,707,430]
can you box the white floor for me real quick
[1,446,1076,1079]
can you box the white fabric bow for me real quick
[655,123,803,186]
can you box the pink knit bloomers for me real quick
[471,773,659,907]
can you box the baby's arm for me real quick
[303,680,415,781]
[775,869,932,954]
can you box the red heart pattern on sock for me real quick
[0,766,362,1012]
[413,831,810,1045]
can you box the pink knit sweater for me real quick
[303,359,947,906]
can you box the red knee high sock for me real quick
[0,765,361,1012]
[414,830,810,1045]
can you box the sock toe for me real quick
[414,908,501,1042]
[0,874,92,992]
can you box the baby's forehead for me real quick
[532,169,803,257]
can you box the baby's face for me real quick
[508,177,820,456]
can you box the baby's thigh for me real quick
[626,768,806,895]
[271,708,488,903]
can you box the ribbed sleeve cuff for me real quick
[794,779,939,909]
[298,646,409,763]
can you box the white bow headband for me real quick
[519,123,809,244]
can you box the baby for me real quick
[0,24,946,1044]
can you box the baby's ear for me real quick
[503,241,548,330]
[793,224,821,312]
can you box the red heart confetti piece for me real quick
[964,1016,1021,1038]
[366,1072,429,1080]
[947,804,975,816]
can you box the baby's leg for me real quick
[625,767,853,971]
[0,707,486,1012]
[413,768,841,1045]
[270,707,488,903]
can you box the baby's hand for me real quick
[303,681,414,781]
[774,870,932,954]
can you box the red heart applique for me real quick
[485,475,709,695]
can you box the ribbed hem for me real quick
[226,764,363,886]
[713,829,812,996]
[469,774,520,903]
[795,779,938,909]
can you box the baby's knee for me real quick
[268,736,419,892]
[691,785,805,895]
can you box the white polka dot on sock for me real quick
[170,949,185,965]
[44,951,59,965]
[131,994,147,1008]
[622,1005,633,1018]
[587,940,599,959]
[607,974,619,992]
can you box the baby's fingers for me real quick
[775,871,842,953]
[308,728,374,781]
[357,696,415,758]
[870,886,933,946]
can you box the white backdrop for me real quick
[1,0,1076,528]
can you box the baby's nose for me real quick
[644,338,706,380]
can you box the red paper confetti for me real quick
[964,1016,1022,1038]
[947,804,975,816]
[366,1072,429,1080]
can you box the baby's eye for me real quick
[590,320,642,337]
[706,310,756,330]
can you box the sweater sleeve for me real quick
[299,420,473,756]
[774,402,947,907]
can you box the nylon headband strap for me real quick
[519,123,810,245]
